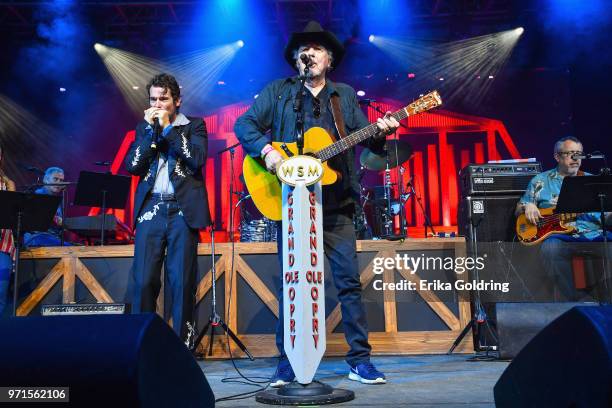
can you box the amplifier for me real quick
[41,303,128,316]
[458,195,522,242]
[460,163,541,196]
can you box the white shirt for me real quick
[152,113,190,194]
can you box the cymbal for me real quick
[360,140,413,171]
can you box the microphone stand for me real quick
[190,227,253,360]
[217,142,241,156]
[586,152,612,302]
[407,179,437,238]
[294,65,310,156]
[60,188,66,246]
[190,144,254,360]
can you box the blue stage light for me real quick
[368,35,375,43]
[237,40,244,48]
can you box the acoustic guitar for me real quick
[516,206,578,245]
[242,91,442,220]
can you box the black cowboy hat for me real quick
[284,21,345,70]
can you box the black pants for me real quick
[132,197,198,340]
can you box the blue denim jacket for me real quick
[234,76,384,209]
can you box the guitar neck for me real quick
[541,212,578,223]
[316,109,409,162]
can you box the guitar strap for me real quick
[329,94,348,141]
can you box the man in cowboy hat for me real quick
[235,21,399,386]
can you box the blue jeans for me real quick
[276,210,371,366]
[540,232,612,301]
[0,251,12,317]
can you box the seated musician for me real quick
[23,166,67,247]
[515,136,612,300]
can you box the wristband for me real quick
[261,144,274,158]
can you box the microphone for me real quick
[151,117,161,149]
[95,161,111,166]
[358,99,376,105]
[300,53,311,67]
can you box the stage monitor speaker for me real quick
[494,305,612,408]
[458,195,521,242]
[496,302,596,359]
[0,313,215,407]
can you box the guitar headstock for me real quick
[405,90,442,116]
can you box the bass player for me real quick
[515,136,612,300]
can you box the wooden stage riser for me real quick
[19,239,472,357]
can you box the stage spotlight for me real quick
[93,43,107,55]
[389,28,525,106]
[357,90,366,97]
[368,35,375,43]
[407,73,416,78]
[0,94,65,184]
[59,88,66,92]
[236,40,244,48]
[96,42,240,113]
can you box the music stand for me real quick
[556,175,612,302]
[73,171,131,246]
[0,191,60,316]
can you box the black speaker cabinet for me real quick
[496,302,597,359]
[458,195,522,242]
[494,305,612,408]
[0,313,215,407]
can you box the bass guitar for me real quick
[516,206,578,245]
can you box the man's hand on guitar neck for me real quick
[375,112,400,137]
[523,203,542,225]
[262,144,283,174]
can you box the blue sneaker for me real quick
[348,362,386,384]
[270,359,295,388]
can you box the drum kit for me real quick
[356,140,414,240]
[236,190,278,242]
[237,139,417,242]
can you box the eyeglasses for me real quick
[557,151,583,157]
[312,97,321,118]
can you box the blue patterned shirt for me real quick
[519,168,603,239]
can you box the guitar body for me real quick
[516,207,577,245]
[242,127,339,221]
